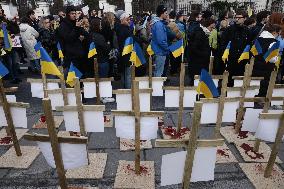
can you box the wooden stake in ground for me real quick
[41,72,48,98]
[264,113,284,177]
[74,78,86,136]
[0,79,22,156]
[42,98,68,189]
[131,64,136,85]
[177,63,185,132]
[209,55,214,75]
[94,58,101,105]
[148,56,153,109]
[58,66,68,105]
[254,70,278,151]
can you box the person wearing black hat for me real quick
[151,4,169,77]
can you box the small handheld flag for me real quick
[263,41,280,63]
[169,39,184,58]
[88,42,97,58]
[130,42,146,67]
[0,61,9,79]
[66,63,83,87]
[196,69,219,98]
[122,37,134,56]
[222,41,231,63]
[34,41,42,58]
[1,23,12,51]
[147,44,154,56]
[238,45,250,63]
[40,47,62,78]
[57,42,64,59]
[250,39,262,56]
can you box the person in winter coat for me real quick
[250,11,270,41]
[218,10,252,86]
[252,24,281,97]
[57,6,89,73]
[151,5,169,77]
[19,17,40,72]
[27,10,39,31]
[38,17,56,58]
[187,18,216,86]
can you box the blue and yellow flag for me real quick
[238,45,250,63]
[122,37,134,56]
[196,69,219,98]
[40,47,62,78]
[66,63,83,87]
[34,41,42,58]
[57,42,64,59]
[250,39,262,56]
[169,39,184,58]
[222,41,231,63]
[263,41,280,63]
[88,42,97,58]
[1,24,12,51]
[130,42,146,67]
[147,44,154,56]
[0,61,9,79]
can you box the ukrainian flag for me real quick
[250,39,262,56]
[122,37,134,56]
[40,47,62,78]
[147,44,154,56]
[263,41,280,63]
[57,42,64,59]
[34,41,42,58]
[196,69,219,98]
[66,63,83,87]
[238,45,250,63]
[169,39,184,58]
[222,41,231,63]
[1,24,12,51]
[130,42,146,67]
[88,42,97,58]
[0,61,9,79]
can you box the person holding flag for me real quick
[252,23,281,97]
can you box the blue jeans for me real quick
[154,55,166,77]
[99,62,109,78]
[121,66,131,89]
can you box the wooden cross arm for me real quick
[55,105,105,112]
[200,97,240,103]
[163,86,197,90]
[232,76,264,80]
[46,88,75,94]
[3,87,18,93]
[155,138,224,148]
[81,77,114,82]
[24,133,88,144]
[0,102,30,108]
[259,113,283,119]
[113,88,153,94]
[194,75,223,80]
[135,77,167,81]
[27,78,61,83]
[274,84,284,89]
[227,86,259,91]
[112,110,164,117]
[244,97,283,103]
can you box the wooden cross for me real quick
[74,77,86,136]
[209,55,214,75]
[24,98,88,189]
[112,80,163,174]
[93,58,101,105]
[177,63,185,132]
[148,55,153,108]
[155,102,224,189]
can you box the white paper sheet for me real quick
[244,89,259,107]
[30,82,59,98]
[241,108,262,132]
[161,147,217,186]
[83,81,112,98]
[255,119,279,142]
[0,106,27,128]
[165,90,197,108]
[63,110,104,132]
[222,101,239,122]
[234,80,261,87]
[115,93,150,111]
[271,88,284,106]
[152,80,164,96]
[6,95,16,102]
[227,90,240,98]
[115,116,158,140]
[138,80,149,89]
[200,103,218,124]
[49,93,64,110]
[37,142,88,170]
[67,92,80,106]
[194,79,218,88]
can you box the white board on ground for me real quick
[244,89,259,107]
[138,79,164,96]
[234,80,261,87]
[63,110,104,132]
[48,92,78,110]
[222,101,239,122]
[83,81,112,98]
[0,106,27,128]
[160,147,217,186]
[255,118,279,142]
[271,88,284,106]
[115,116,158,140]
[116,93,150,111]
[165,90,197,108]
[6,95,16,102]
[31,82,59,98]
[241,108,262,132]
[37,142,88,170]
[200,103,218,124]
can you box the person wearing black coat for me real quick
[187,18,216,86]
[218,10,252,86]
[252,24,281,97]
[250,11,270,41]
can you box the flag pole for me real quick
[94,58,101,105]
[149,55,153,109]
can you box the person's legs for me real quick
[124,66,132,89]
[99,62,109,78]
[154,55,166,77]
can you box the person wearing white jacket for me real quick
[19,17,40,72]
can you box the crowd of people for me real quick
[0,4,284,102]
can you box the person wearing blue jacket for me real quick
[151,5,169,77]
